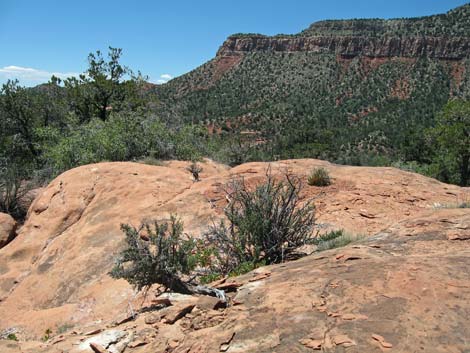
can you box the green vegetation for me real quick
[1,6,470,221]
[313,229,360,251]
[112,173,319,293]
[205,172,316,271]
[6,333,18,341]
[307,167,331,186]
[157,47,463,179]
[110,216,198,294]
[0,161,32,220]
[42,328,52,342]
[427,100,470,186]
[301,4,470,37]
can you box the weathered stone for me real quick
[90,343,108,353]
[299,338,322,349]
[79,330,127,351]
[195,296,225,311]
[372,334,393,348]
[0,159,469,353]
[163,304,195,325]
[0,213,17,249]
[217,35,470,60]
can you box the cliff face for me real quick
[217,35,470,60]
[217,4,470,60]
[154,4,470,168]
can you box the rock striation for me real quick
[217,35,470,60]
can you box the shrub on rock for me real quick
[307,167,331,187]
[110,216,197,294]
[205,171,316,273]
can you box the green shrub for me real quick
[228,260,265,277]
[205,171,316,273]
[43,114,177,175]
[110,216,197,294]
[6,333,18,341]
[199,273,222,285]
[313,229,359,251]
[0,161,32,221]
[307,167,331,187]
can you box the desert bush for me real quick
[313,229,359,251]
[307,167,331,186]
[110,216,197,294]
[43,114,178,175]
[186,162,203,181]
[205,170,316,272]
[7,333,18,341]
[42,328,52,342]
[0,161,31,221]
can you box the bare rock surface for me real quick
[0,213,17,249]
[0,159,469,352]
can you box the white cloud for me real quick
[0,65,79,85]
[151,73,174,85]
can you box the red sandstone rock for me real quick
[0,213,17,249]
[0,159,468,353]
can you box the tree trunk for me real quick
[164,277,227,303]
[99,104,107,121]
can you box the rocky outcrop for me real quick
[0,213,17,249]
[217,35,470,60]
[0,159,468,351]
[3,208,470,353]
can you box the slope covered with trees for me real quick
[155,3,470,185]
[1,5,470,221]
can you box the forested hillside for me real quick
[1,5,469,221]
[156,3,470,184]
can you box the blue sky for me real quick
[0,0,468,86]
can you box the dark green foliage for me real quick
[157,49,454,173]
[1,4,470,203]
[0,80,42,164]
[307,167,331,187]
[427,99,470,186]
[64,47,138,123]
[110,216,197,293]
[228,260,264,277]
[0,161,31,221]
[205,171,316,271]
[7,333,18,341]
[302,4,470,37]
[41,113,210,176]
[151,6,470,175]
